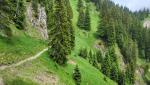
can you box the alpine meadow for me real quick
[0,0,150,85]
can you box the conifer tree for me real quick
[110,63,119,82]
[31,0,39,17]
[118,71,126,85]
[88,50,93,64]
[0,0,15,37]
[84,6,91,31]
[65,0,73,19]
[107,19,116,46]
[45,0,54,32]
[97,14,107,39]
[13,0,26,30]
[65,0,75,51]
[92,54,99,68]
[116,22,124,48]
[106,46,120,82]
[96,50,103,63]
[77,6,85,29]
[109,46,118,64]
[73,65,81,85]
[125,64,132,84]
[79,48,88,59]
[101,52,111,77]
[49,0,70,65]
[77,0,83,12]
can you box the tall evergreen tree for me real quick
[49,0,71,65]
[88,50,93,64]
[31,0,39,18]
[73,65,81,85]
[125,64,135,84]
[65,0,75,51]
[118,71,126,85]
[77,0,84,12]
[97,14,108,40]
[107,19,116,46]
[79,48,88,59]
[0,0,16,37]
[77,5,85,29]
[84,6,91,31]
[13,0,26,30]
[96,50,103,63]
[110,63,119,82]
[101,52,111,77]
[65,0,73,19]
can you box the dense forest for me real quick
[0,0,150,85]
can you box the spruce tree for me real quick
[109,46,118,64]
[116,22,124,48]
[31,0,39,18]
[65,0,73,19]
[110,63,119,82]
[73,65,81,85]
[77,0,83,12]
[88,50,93,64]
[118,71,126,85]
[108,46,119,82]
[96,50,103,63]
[84,6,91,31]
[13,0,26,30]
[0,0,14,37]
[77,6,85,29]
[45,0,54,32]
[101,52,111,77]
[107,19,116,46]
[92,54,99,69]
[79,48,88,59]
[97,14,108,40]
[125,64,132,84]
[65,0,75,51]
[49,0,70,65]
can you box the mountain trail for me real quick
[0,48,48,70]
[0,77,4,85]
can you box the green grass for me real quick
[70,0,99,54]
[0,24,46,65]
[3,76,38,85]
[0,0,117,85]
[1,52,116,85]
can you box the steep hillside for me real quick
[0,0,116,85]
[0,24,46,65]
[0,0,149,85]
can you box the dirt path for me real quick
[0,48,48,70]
[67,59,76,65]
[135,67,146,85]
[0,77,4,85]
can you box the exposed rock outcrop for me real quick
[143,20,150,28]
[27,3,48,40]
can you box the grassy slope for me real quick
[0,24,46,65]
[71,0,99,54]
[0,0,116,85]
[1,51,116,85]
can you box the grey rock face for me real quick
[27,3,48,40]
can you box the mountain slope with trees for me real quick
[0,0,149,85]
